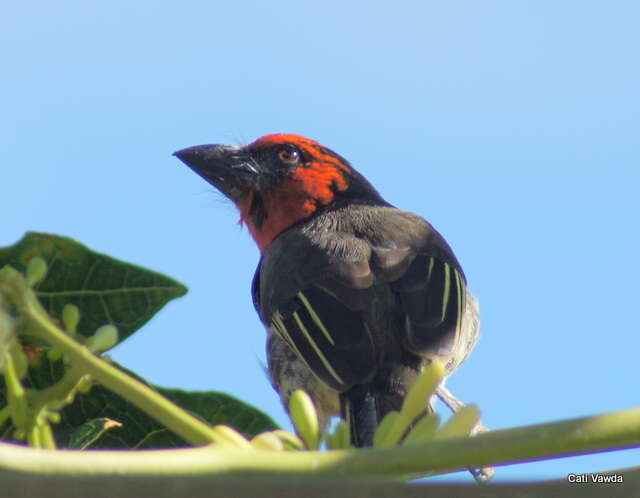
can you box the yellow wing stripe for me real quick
[440,262,451,322]
[427,256,435,282]
[454,268,464,338]
[291,311,345,386]
[296,291,336,346]
[272,312,303,359]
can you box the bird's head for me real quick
[175,134,385,252]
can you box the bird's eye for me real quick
[277,147,301,165]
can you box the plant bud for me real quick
[251,431,284,451]
[26,257,47,286]
[402,413,440,446]
[373,411,399,447]
[271,429,304,450]
[212,425,252,448]
[326,419,351,449]
[289,390,320,449]
[62,304,80,335]
[433,405,480,441]
[86,325,118,353]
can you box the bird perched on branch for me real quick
[175,134,480,448]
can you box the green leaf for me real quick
[55,363,279,448]
[0,231,189,419]
[56,417,123,449]
[0,232,277,449]
[1,359,278,449]
[0,232,187,345]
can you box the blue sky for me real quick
[3,1,639,482]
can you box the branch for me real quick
[0,407,639,477]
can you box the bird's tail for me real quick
[340,385,380,447]
[341,363,425,447]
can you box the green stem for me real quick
[0,407,639,477]
[0,406,10,427]
[28,365,87,412]
[4,354,28,427]
[38,421,56,450]
[0,266,223,446]
[26,425,41,448]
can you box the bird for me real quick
[174,134,481,448]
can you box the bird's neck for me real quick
[237,180,328,253]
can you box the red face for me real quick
[176,134,356,252]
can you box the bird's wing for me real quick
[256,206,469,391]
[390,251,467,364]
[256,228,379,392]
[370,209,469,366]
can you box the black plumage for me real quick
[254,204,474,446]
[175,134,479,448]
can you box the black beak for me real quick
[174,144,259,201]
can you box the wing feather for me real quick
[270,286,376,391]
[257,206,470,393]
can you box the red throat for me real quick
[237,166,348,252]
[234,134,352,252]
